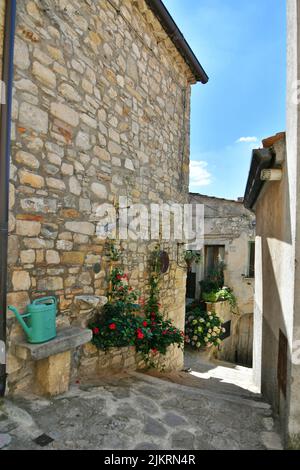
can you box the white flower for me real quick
[222,328,226,333]
[208,329,212,333]
[204,337,209,343]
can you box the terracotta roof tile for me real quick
[262,132,286,149]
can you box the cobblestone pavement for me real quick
[0,366,283,450]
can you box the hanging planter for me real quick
[184,250,202,272]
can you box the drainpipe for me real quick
[0,0,17,397]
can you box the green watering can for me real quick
[8,297,57,344]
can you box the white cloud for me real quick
[189,160,212,187]
[236,136,258,144]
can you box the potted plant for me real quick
[184,250,202,272]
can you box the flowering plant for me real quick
[89,246,184,367]
[185,304,225,349]
[109,267,140,312]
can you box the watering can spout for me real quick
[8,306,32,339]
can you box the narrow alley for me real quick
[0,353,282,451]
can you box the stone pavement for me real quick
[0,362,283,450]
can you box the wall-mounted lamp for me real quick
[260,169,282,181]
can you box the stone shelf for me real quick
[11,327,93,397]
[12,327,92,361]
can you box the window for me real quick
[248,241,255,278]
[204,245,225,277]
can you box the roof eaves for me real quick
[144,0,209,84]
[243,148,274,211]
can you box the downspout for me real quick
[0,0,17,397]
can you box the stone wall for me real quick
[6,0,195,393]
[78,342,183,379]
[188,193,255,366]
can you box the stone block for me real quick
[19,170,45,189]
[32,61,56,88]
[16,151,40,169]
[16,220,41,237]
[65,221,95,236]
[50,103,79,127]
[7,291,30,316]
[12,271,31,291]
[19,102,48,134]
[36,351,71,396]
[61,251,85,265]
[37,276,63,291]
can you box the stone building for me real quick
[187,193,255,366]
[0,0,208,395]
[244,130,300,450]
[244,133,291,444]
[242,0,300,449]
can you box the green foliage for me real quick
[106,240,121,261]
[89,246,184,368]
[184,250,202,265]
[202,287,238,312]
[200,261,225,293]
[108,266,140,312]
[185,304,225,349]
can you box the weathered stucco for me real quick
[251,0,300,448]
[188,194,255,366]
[5,0,197,393]
[253,137,292,435]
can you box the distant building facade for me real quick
[188,193,255,366]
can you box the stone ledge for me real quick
[12,327,92,361]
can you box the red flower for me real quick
[151,348,158,354]
[109,323,117,330]
[162,330,167,335]
[93,327,100,335]
[142,321,148,327]
[116,275,122,280]
[137,328,144,340]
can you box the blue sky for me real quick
[163,0,286,200]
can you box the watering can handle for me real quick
[32,296,57,306]
[8,306,31,338]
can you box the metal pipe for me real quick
[144,0,209,84]
[0,0,17,397]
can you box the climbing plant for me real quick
[89,244,184,368]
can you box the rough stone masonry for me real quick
[0,0,202,393]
